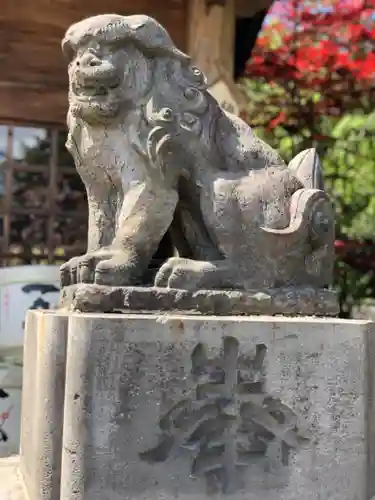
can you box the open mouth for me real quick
[73,78,121,98]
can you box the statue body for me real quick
[61,14,335,291]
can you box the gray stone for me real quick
[59,13,336,313]
[54,311,374,500]
[60,284,339,317]
[19,310,68,500]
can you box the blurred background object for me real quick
[243,0,375,318]
[0,265,59,457]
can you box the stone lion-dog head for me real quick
[62,14,209,128]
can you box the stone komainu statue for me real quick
[60,14,335,292]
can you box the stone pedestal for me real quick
[20,310,68,500]
[15,310,375,500]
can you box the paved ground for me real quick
[0,455,25,500]
[0,444,18,459]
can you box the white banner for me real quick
[0,265,60,456]
[0,265,60,349]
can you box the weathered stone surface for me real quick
[57,312,375,500]
[59,13,336,312]
[19,310,68,500]
[60,284,339,316]
[11,310,375,499]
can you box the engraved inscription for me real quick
[139,338,309,494]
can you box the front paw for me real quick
[60,249,121,286]
[94,255,140,286]
[60,254,92,287]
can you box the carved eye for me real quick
[160,107,173,121]
[190,66,205,83]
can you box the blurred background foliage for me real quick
[242,0,375,317]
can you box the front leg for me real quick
[86,185,117,253]
[61,125,119,286]
[94,181,178,286]
[60,184,118,287]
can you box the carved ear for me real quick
[61,36,75,61]
[125,15,190,61]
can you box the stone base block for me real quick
[57,312,375,500]
[60,284,339,316]
[19,310,68,500]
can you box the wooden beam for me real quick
[0,0,189,127]
[187,0,247,115]
[0,83,68,125]
[187,0,236,84]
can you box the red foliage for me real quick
[267,111,287,129]
[246,0,375,127]
[335,239,375,272]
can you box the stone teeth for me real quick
[76,85,109,96]
[97,87,108,96]
[84,87,97,95]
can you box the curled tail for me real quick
[288,148,324,190]
[261,148,335,287]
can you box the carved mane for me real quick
[64,14,285,174]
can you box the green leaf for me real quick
[332,114,367,138]
[364,111,375,132]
